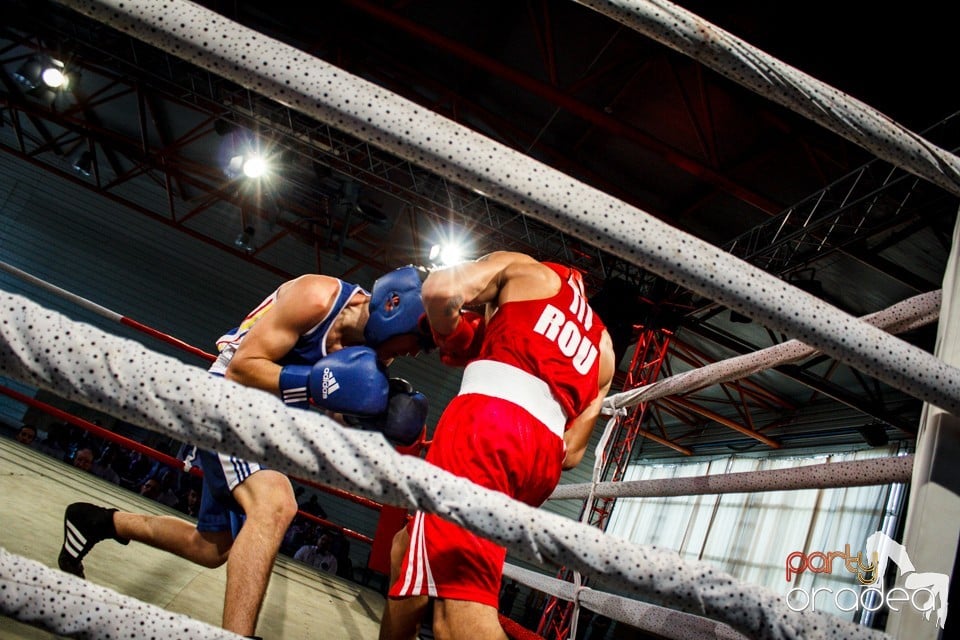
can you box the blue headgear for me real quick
[364,265,430,347]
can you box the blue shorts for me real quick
[193,372,265,536]
[191,448,264,535]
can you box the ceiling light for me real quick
[429,242,466,267]
[225,150,271,181]
[12,57,71,92]
[41,65,68,89]
[242,154,268,179]
[219,129,275,182]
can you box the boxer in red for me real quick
[381,251,616,640]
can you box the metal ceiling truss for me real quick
[694,113,960,303]
[0,9,623,286]
[334,0,784,215]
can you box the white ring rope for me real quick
[0,291,890,639]
[0,548,243,639]
[51,0,960,416]
[503,562,750,640]
[605,289,942,413]
[572,0,960,197]
[551,453,914,501]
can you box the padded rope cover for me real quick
[53,0,960,417]
[572,0,960,197]
[503,562,749,640]
[607,290,942,413]
[0,548,242,639]
[0,291,892,639]
[550,454,914,501]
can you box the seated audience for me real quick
[294,531,339,575]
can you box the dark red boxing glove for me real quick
[428,310,486,367]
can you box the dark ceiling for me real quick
[1,0,958,460]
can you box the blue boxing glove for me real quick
[278,346,390,415]
[344,378,428,447]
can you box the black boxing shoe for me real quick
[58,502,129,578]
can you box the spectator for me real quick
[117,450,152,490]
[153,469,182,508]
[71,446,120,485]
[294,531,338,574]
[281,517,315,557]
[177,486,202,518]
[36,423,76,461]
[298,493,327,519]
[15,424,37,446]
[95,444,127,482]
[138,477,162,500]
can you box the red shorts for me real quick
[389,393,565,607]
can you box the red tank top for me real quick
[477,263,606,423]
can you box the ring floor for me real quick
[0,436,386,639]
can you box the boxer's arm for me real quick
[225,275,340,395]
[422,252,562,366]
[562,330,615,470]
[421,251,538,333]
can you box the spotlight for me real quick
[242,154,268,179]
[225,150,271,181]
[219,128,275,182]
[428,242,466,267]
[73,150,93,177]
[41,61,69,89]
[13,57,71,92]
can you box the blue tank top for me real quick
[208,279,365,375]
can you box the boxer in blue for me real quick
[58,266,431,638]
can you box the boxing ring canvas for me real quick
[0,0,958,638]
[0,436,387,640]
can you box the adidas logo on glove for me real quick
[279,346,388,413]
[321,367,340,399]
